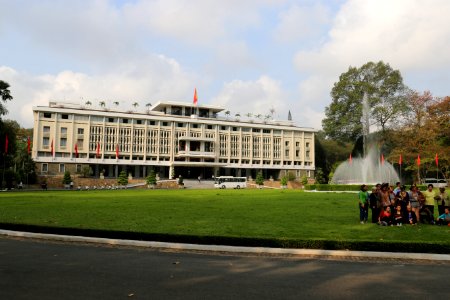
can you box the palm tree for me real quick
[0,80,13,116]
[225,110,230,119]
[99,101,106,109]
[146,103,152,113]
[85,100,92,107]
[255,113,262,120]
[113,101,119,107]
[235,113,241,121]
[269,107,275,117]
[264,114,271,122]
[132,102,139,109]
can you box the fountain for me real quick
[331,93,400,185]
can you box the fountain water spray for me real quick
[332,93,400,185]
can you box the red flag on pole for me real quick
[435,153,439,167]
[399,154,402,165]
[349,153,352,164]
[27,136,31,154]
[50,140,54,157]
[96,142,100,158]
[4,135,8,154]
[115,144,119,159]
[74,143,79,158]
[417,155,421,167]
[381,154,385,165]
[193,88,198,105]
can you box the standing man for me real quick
[422,184,436,224]
[435,187,450,215]
[358,184,369,224]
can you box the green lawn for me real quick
[1,189,449,251]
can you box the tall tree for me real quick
[389,91,450,181]
[0,80,13,117]
[322,61,407,142]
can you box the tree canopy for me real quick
[322,61,407,142]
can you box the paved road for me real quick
[1,237,449,300]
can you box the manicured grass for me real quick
[1,189,449,251]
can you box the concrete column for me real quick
[135,165,140,178]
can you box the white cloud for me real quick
[123,0,269,46]
[293,0,450,128]
[211,76,288,119]
[0,54,196,127]
[273,2,331,43]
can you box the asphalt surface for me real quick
[2,236,450,300]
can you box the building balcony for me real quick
[177,150,215,158]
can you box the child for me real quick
[378,206,392,226]
[392,205,404,226]
[436,207,450,226]
[406,205,417,225]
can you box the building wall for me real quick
[32,104,316,179]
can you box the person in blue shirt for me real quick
[436,207,450,226]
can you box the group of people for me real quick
[358,182,450,226]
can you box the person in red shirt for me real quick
[378,206,392,226]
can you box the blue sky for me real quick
[1,0,449,129]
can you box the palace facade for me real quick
[32,101,316,180]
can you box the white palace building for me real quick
[32,101,316,181]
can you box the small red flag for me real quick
[193,88,198,105]
[27,136,31,154]
[115,144,119,159]
[96,142,100,158]
[74,143,79,158]
[399,154,402,165]
[381,154,385,165]
[50,139,54,156]
[417,155,421,167]
[435,153,439,167]
[349,153,352,164]
[5,135,8,154]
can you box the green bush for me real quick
[146,169,157,186]
[280,176,288,186]
[300,174,308,185]
[62,171,71,185]
[304,184,374,191]
[117,171,128,186]
[255,171,264,186]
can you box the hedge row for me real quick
[2,223,450,254]
[304,184,429,191]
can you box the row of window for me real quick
[40,112,311,136]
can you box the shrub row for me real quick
[2,223,450,254]
[304,184,370,191]
[304,184,429,191]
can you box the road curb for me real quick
[2,229,450,261]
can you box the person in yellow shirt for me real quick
[422,184,436,224]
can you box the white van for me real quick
[423,178,448,188]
